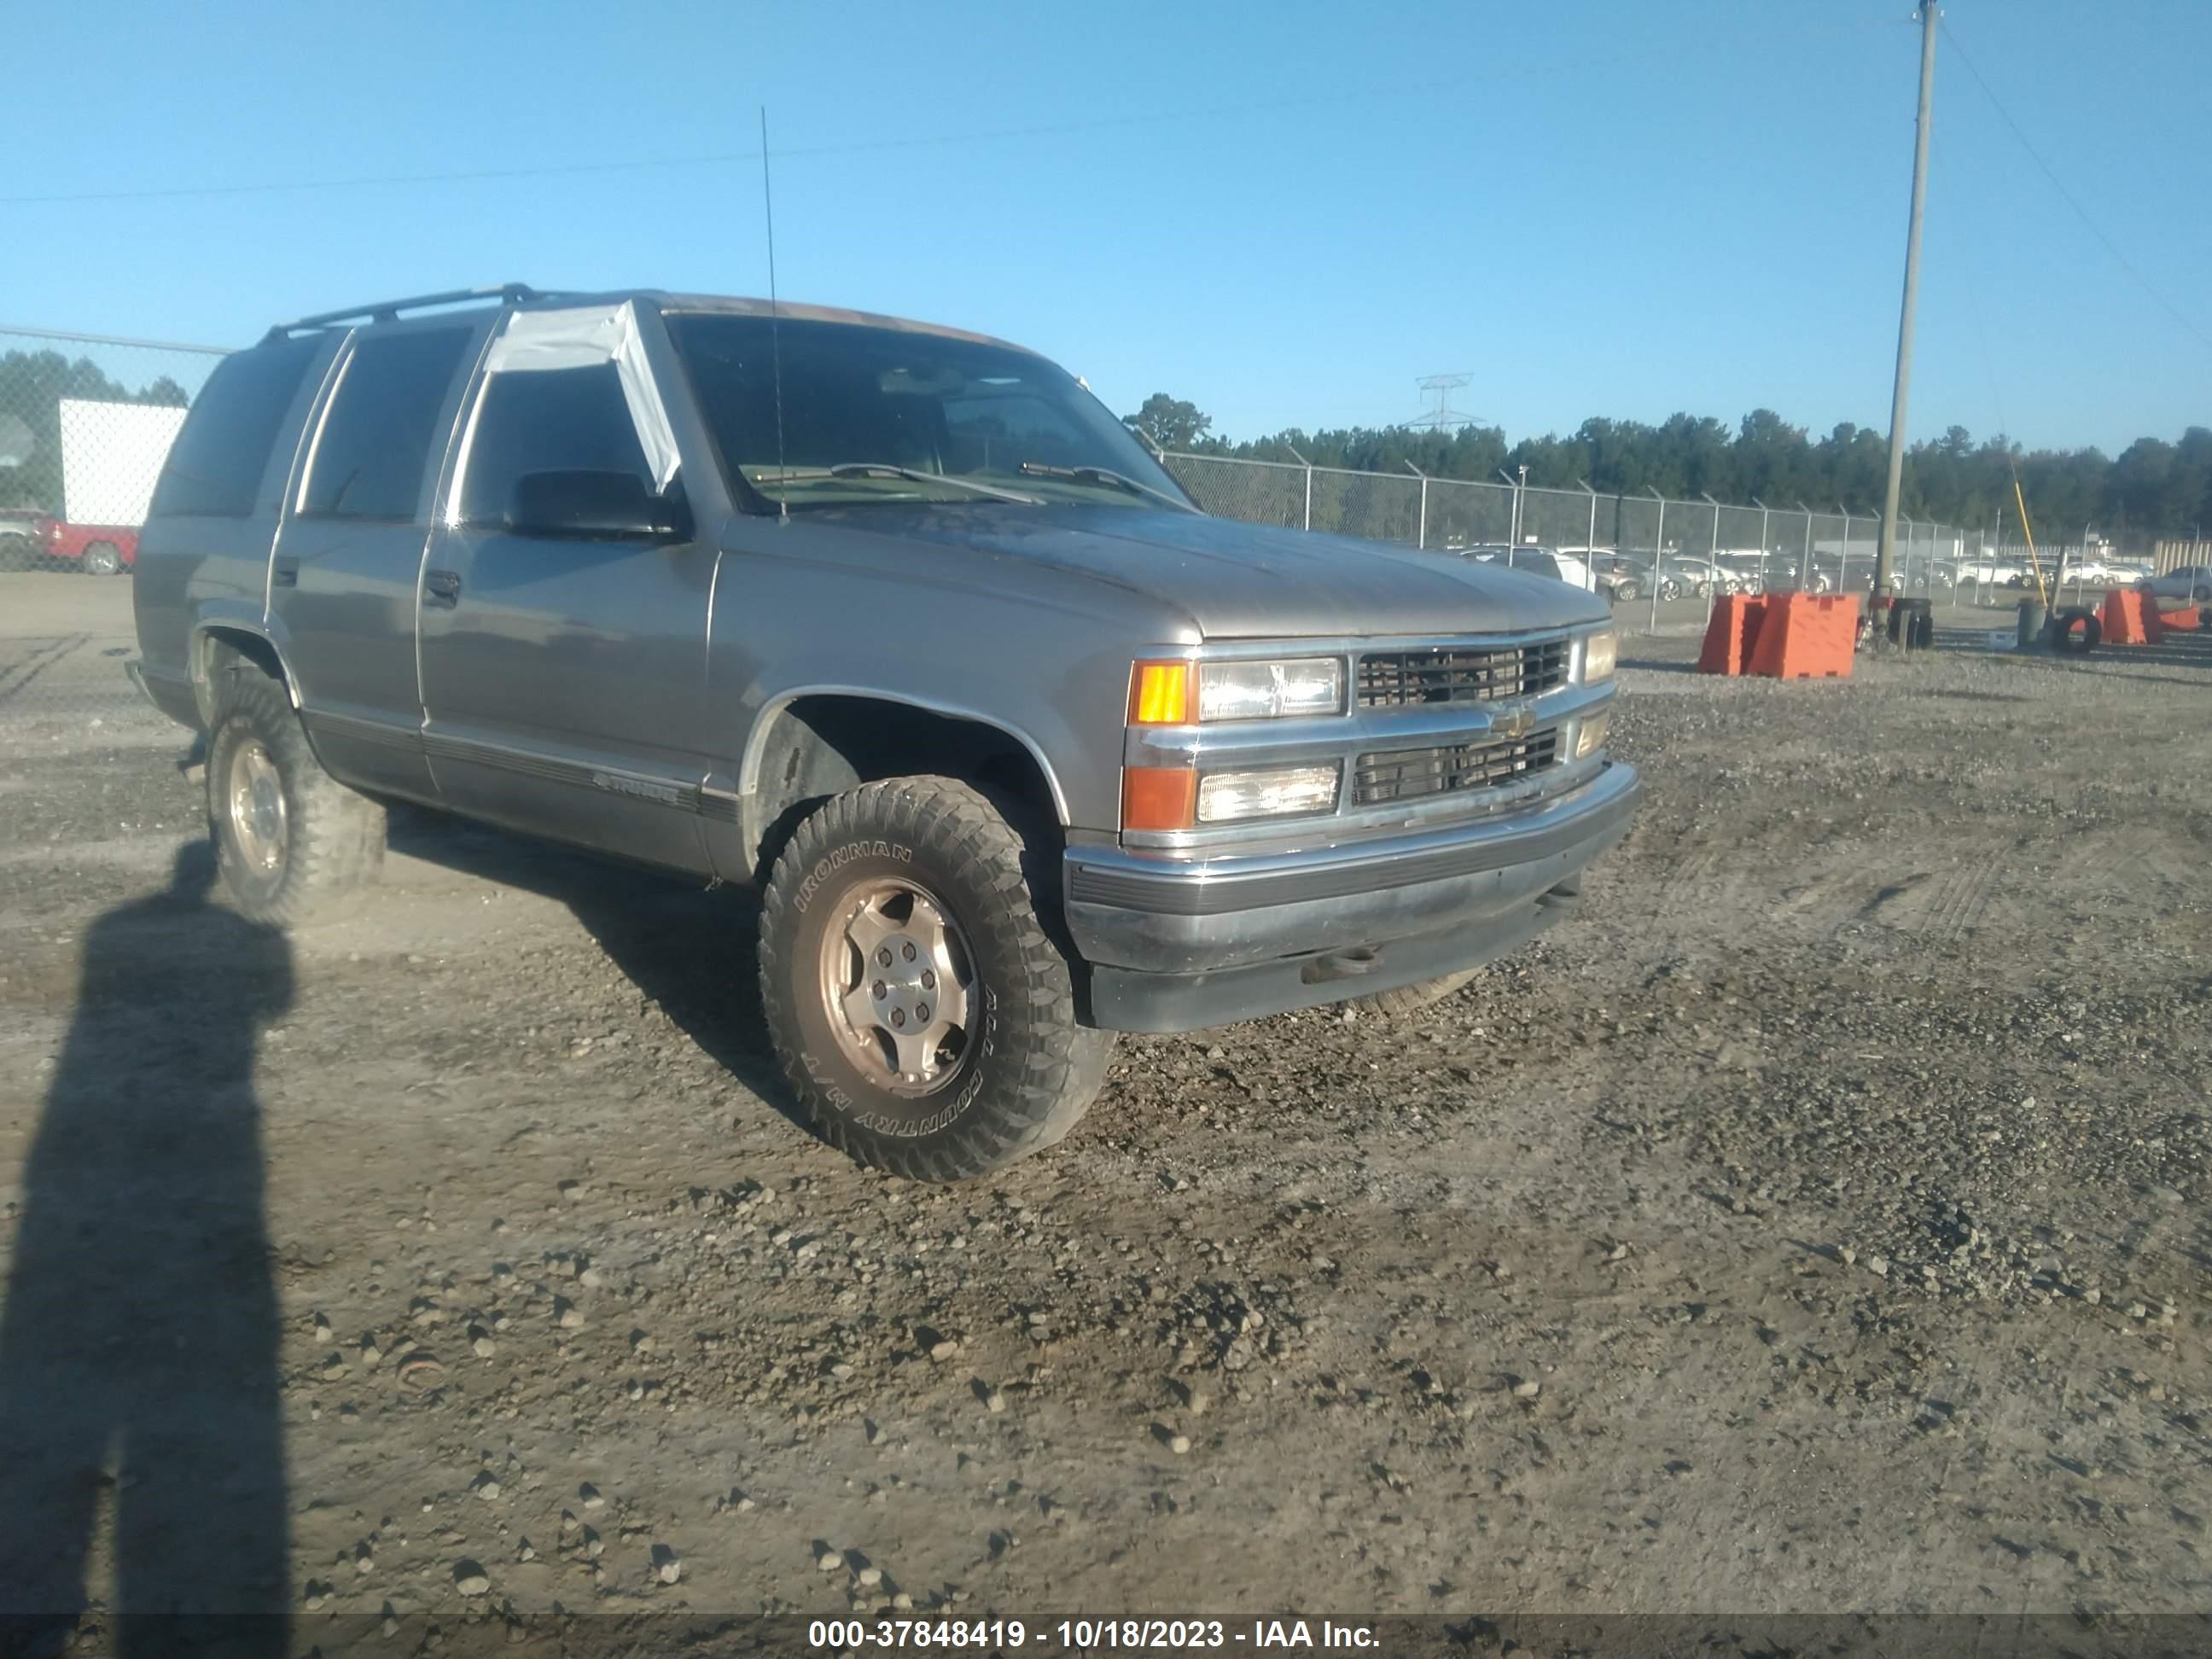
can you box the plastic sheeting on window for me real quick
[476,301,681,492]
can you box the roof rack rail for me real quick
[261,283,556,342]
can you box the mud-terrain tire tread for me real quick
[204,660,386,923]
[757,775,1113,1182]
[1358,969,1481,1017]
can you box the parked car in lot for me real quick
[0,508,42,568]
[1657,556,1739,598]
[1811,556,1883,593]
[128,283,1638,1181]
[2151,564,2212,603]
[32,515,139,575]
[1715,552,1780,593]
[1957,556,2029,588]
[1459,543,1596,592]
[1588,552,1673,603]
[1615,551,1689,601]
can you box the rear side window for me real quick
[459,364,651,526]
[148,336,323,518]
[300,326,474,522]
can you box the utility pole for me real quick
[1874,0,1941,639]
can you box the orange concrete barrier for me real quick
[2157,605,2202,632]
[1696,594,1764,675]
[1746,593,1858,680]
[2098,587,2157,646]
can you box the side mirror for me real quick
[505,470,687,541]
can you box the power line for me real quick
[1941,15,2212,358]
[0,18,1901,207]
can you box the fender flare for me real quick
[736,685,1074,851]
[189,613,304,723]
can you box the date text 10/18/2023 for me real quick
[806,1619,1382,1650]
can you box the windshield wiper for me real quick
[1016,462,1196,512]
[816,463,1044,504]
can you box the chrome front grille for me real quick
[1354,639,1570,708]
[1352,729,1561,807]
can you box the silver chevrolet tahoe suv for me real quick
[130,284,1638,1181]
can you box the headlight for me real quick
[1575,710,1611,760]
[1196,658,1343,722]
[1196,765,1339,823]
[1582,630,1617,683]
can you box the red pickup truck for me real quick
[32,515,138,575]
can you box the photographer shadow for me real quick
[0,843,290,1656]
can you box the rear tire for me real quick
[1357,969,1480,1017]
[204,659,386,923]
[758,775,1114,1181]
[83,541,123,577]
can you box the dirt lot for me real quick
[0,573,2207,1653]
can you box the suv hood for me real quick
[805,504,1611,639]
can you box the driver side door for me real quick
[416,358,719,874]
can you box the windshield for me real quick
[664,313,1195,512]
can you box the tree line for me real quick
[1123,394,2212,546]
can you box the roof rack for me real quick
[261,283,557,342]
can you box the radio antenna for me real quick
[760,106,789,522]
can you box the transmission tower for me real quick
[1412,372,1477,432]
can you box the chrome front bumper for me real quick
[1064,759,1639,981]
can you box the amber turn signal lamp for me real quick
[1127,661,1190,725]
[1121,766,1197,832]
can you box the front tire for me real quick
[205,661,385,923]
[758,776,1114,1181]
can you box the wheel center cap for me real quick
[866,934,941,1030]
[252,779,282,841]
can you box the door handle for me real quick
[272,556,299,588]
[423,569,463,606]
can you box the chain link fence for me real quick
[0,317,2131,743]
[0,328,228,733]
[1158,451,2007,633]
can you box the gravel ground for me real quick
[0,574,2207,1654]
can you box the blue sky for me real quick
[10,1,2209,454]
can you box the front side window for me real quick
[459,364,651,526]
[664,313,1193,513]
[300,326,473,522]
